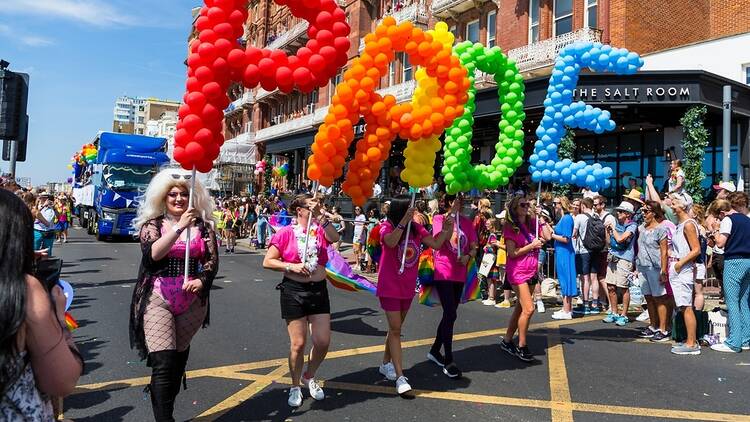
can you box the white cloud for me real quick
[2,0,138,27]
[0,24,54,47]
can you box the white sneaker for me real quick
[378,362,397,381]
[288,386,303,407]
[551,311,572,320]
[575,297,583,306]
[536,300,545,313]
[710,343,740,353]
[396,376,412,394]
[482,299,496,306]
[636,310,650,322]
[301,376,325,400]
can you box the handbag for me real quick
[478,250,496,277]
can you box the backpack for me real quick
[684,220,708,265]
[583,214,607,253]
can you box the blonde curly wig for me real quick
[133,168,215,230]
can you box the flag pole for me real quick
[398,190,416,274]
[456,192,462,259]
[184,166,197,284]
[535,180,542,238]
[301,182,320,268]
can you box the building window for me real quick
[449,25,458,39]
[466,19,479,43]
[744,64,750,85]
[553,0,573,36]
[389,59,397,85]
[329,70,343,104]
[401,53,413,82]
[487,11,497,47]
[584,0,598,28]
[529,0,539,44]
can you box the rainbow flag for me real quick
[325,246,377,294]
[417,249,434,284]
[419,257,480,306]
[65,312,79,331]
[366,223,382,264]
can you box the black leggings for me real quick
[430,281,464,364]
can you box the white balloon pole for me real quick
[301,182,319,269]
[455,193,462,259]
[535,180,542,238]
[398,191,416,274]
[184,167,197,284]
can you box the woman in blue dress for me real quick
[551,197,577,320]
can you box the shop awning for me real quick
[263,129,315,154]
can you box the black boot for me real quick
[175,347,190,392]
[147,350,181,422]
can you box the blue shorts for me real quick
[575,253,599,275]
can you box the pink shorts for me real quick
[379,297,412,312]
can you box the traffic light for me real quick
[0,63,29,162]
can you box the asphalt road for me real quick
[56,228,750,422]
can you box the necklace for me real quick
[293,223,319,273]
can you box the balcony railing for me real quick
[224,91,254,115]
[255,113,316,142]
[376,79,416,104]
[267,20,309,50]
[431,0,473,17]
[255,87,280,102]
[378,2,429,26]
[508,27,603,73]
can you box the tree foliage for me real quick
[680,106,709,204]
[552,129,576,196]
[263,154,272,196]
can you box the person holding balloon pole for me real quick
[129,169,219,422]
[427,194,478,378]
[263,193,340,407]
[377,195,454,394]
[499,195,552,362]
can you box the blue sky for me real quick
[0,0,197,185]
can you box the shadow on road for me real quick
[69,278,137,289]
[330,307,385,337]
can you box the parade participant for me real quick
[377,195,453,394]
[594,195,616,312]
[330,207,345,251]
[245,198,258,240]
[690,204,709,311]
[366,207,380,273]
[572,198,602,315]
[480,218,504,306]
[494,211,513,309]
[262,194,340,407]
[602,202,637,326]
[352,206,367,270]
[500,196,552,362]
[33,193,58,256]
[667,195,702,355]
[129,168,219,421]
[710,193,750,353]
[256,198,271,249]
[427,194,478,378]
[55,198,70,244]
[0,190,83,420]
[667,159,686,196]
[414,200,430,229]
[212,205,226,248]
[636,201,671,341]
[551,197,576,320]
[223,200,240,254]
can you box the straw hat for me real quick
[622,189,644,205]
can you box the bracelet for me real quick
[285,264,291,273]
[172,225,184,235]
[321,220,331,229]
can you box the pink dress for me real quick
[153,229,206,315]
[432,214,477,282]
[377,221,429,299]
[503,218,539,285]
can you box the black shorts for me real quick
[575,252,599,275]
[277,277,330,320]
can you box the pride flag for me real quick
[418,257,480,306]
[366,223,382,264]
[325,246,377,294]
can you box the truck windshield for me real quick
[103,165,154,191]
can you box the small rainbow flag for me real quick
[65,312,79,331]
[418,257,481,306]
[366,223,382,264]
[325,246,377,294]
[417,249,434,284]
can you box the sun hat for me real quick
[622,189,644,205]
[712,181,737,193]
[614,201,635,214]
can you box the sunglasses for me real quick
[518,203,530,208]
[167,191,189,198]
[593,202,602,206]
[171,174,193,180]
[553,201,561,205]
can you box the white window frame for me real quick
[487,11,497,48]
[528,0,539,44]
[401,53,413,82]
[553,0,573,37]
[584,0,598,29]
[329,70,343,105]
[388,60,397,85]
[466,19,480,44]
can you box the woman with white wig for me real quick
[129,168,219,421]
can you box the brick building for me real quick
[214,0,750,197]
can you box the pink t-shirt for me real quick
[432,214,477,283]
[503,218,539,285]
[377,221,429,299]
[269,225,329,267]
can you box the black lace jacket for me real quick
[128,216,219,359]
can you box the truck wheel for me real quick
[87,217,95,235]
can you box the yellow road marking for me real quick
[547,331,573,422]
[193,364,289,421]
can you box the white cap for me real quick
[713,181,737,193]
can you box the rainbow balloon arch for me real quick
[175,0,644,206]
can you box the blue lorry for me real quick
[73,132,169,240]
